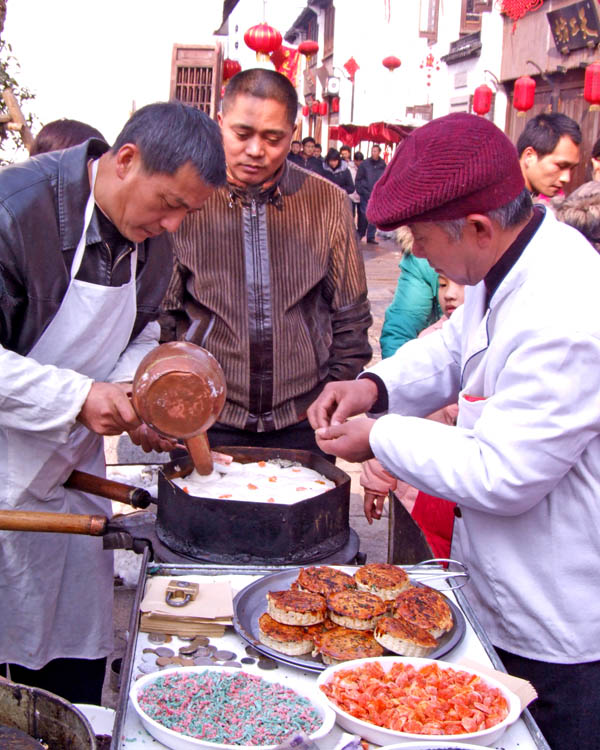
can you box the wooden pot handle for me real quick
[0,510,108,536]
[184,433,213,475]
[64,470,152,509]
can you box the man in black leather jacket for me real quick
[0,102,225,704]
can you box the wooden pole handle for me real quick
[0,510,108,536]
[185,433,213,475]
[65,469,151,509]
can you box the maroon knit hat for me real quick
[367,113,525,230]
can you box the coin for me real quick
[194,647,211,657]
[240,657,255,665]
[193,657,214,666]
[156,656,175,667]
[141,652,157,664]
[142,647,157,655]
[178,644,198,656]
[206,645,218,655]
[138,662,158,674]
[245,646,261,658]
[178,657,195,666]
[193,636,210,647]
[222,660,242,668]
[148,633,167,644]
[155,647,174,658]
[178,635,196,641]
[214,650,236,661]
[257,658,278,670]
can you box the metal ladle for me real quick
[131,341,226,475]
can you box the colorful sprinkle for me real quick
[138,671,322,745]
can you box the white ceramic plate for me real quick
[130,666,335,750]
[316,656,521,748]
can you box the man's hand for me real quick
[128,424,180,453]
[307,379,379,430]
[360,457,398,524]
[315,416,376,463]
[363,491,387,525]
[77,382,141,435]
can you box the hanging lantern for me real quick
[319,101,328,116]
[302,105,309,117]
[513,75,536,116]
[298,40,319,62]
[331,96,340,113]
[473,84,493,116]
[244,22,282,62]
[382,56,401,73]
[311,100,320,115]
[222,58,242,82]
[584,61,600,111]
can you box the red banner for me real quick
[270,45,300,88]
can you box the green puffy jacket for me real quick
[380,252,441,358]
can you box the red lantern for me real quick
[331,96,340,113]
[311,100,320,114]
[302,105,309,117]
[319,101,328,116]
[244,22,282,62]
[513,75,536,115]
[584,61,600,111]
[298,40,319,61]
[222,58,242,82]
[473,84,493,116]
[382,56,401,73]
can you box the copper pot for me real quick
[131,342,226,474]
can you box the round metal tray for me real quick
[233,567,466,673]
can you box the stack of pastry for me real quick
[257,563,454,665]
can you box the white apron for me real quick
[0,161,138,668]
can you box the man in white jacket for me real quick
[0,102,225,703]
[308,112,600,749]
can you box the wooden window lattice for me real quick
[175,65,213,113]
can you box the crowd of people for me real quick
[2,67,600,748]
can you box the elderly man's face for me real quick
[219,94,294,186]
[521,136,580,196]
[109,148,214,242]
[410,221,497,286]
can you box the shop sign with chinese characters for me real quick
[547,1,600,53]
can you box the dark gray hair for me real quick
[435,188,533,241]
[112,102,226,186]
[222,68,298,128]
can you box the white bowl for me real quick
[130,666,335,750]
[379,744,492,749]
[315,656,521,748]
[379,743,491,750]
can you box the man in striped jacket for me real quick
[160,69,372,457]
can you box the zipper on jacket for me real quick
[249,198,265,413]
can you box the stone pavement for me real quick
[102,232,403,707]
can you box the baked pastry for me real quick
[312,626,384,665]
[374,615,437,657]
[296,566,356,596]
[304,616,337,640]
[392,585,453,639]
[266,589,326,626]
[354,563,411,601]
[327,589,388,631]
[257,612,313,655]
